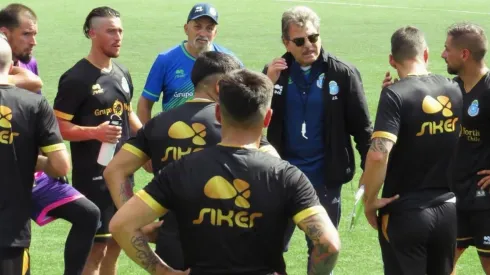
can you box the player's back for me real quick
[377,74,462,212]
[0,85,57,247]
[125,99,222,175]
[142,144,318,274]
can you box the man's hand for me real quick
[477,170,490,189]
[381,71,398,89]
[141,220,163,243]
[8,66,43,92]
[364,195,399,230]
[95,121,122,143]
[266,58,288,84]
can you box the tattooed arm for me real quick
[297,212,341,274]
[104,149,149,209]
[362,137,394,205]
[361,137,399,229]
[109,196,187,274]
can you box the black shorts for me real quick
[457,208,490,257]
[379,201,456,275]
[74,175,134,243]
[0,247,30,275]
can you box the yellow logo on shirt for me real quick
[192,176,263,228]
[168,121,206,145]
[94,100,130,117]
[421,95,453,117]
[161,121,207,162]
[416,96,458,136]
[0,105,19,144]
[112,100,123,116]
[204,176,251,208]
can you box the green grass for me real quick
[17,0,490,274]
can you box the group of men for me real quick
[366,23,490,274]
[0,2,489,275]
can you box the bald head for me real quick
[0,38,13,74]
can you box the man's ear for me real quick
[389,54,398,70]
[264,109,272,128]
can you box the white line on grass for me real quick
[274,0,490,15]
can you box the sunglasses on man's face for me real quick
[289,33,320,47]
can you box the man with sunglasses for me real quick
[263,5,372,272]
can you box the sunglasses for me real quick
[289,34,320,47]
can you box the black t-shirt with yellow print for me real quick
[123,99,221,175]
[372,74,462,214]
[136,144,322,275]
[0,85,65,247]
[53,58,133,191]
[123,99,278,175]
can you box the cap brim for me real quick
[188,14,218,24]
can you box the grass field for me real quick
[16,0,490,274]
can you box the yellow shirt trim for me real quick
[135,190,167,216]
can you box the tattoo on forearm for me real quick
[302,215,339,275]
[131,235,161,272]
[305,222,322,243]
[369,137,391,153]
[120,179,134,204]
[310,243,339,275]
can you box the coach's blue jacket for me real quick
[263,48,373,188]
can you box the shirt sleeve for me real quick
[372,88,403,143]
[53,74,89,121]
[122,122,151,160]
[283,165,326,224]
[36,97,66,153]
[142,54,166,102]
[136,163,176,216]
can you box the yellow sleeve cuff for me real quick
[41,143,66,153]
[122,143,149,160]
[372,131,397,143]
[135,190,167,216]
[293,205,327,224]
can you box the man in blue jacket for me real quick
[263,6,372,272]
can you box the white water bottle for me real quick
[97,114,123,166]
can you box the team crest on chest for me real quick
[468,99,479,117]
[121,77,130,94]
[316,73,325,88]
[329,80,339,100]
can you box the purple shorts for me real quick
[31,172,84,226]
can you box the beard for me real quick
[192,37,212,53]
[15,52,32,64]
[102,48,120,58]
[447,66,459,75]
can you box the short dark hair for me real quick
[191,52,241,87]
[218,69,273,128]
[83,6,120,38]
[447,22,487,62]
[0,3,37,30]
[391,26,427,63]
